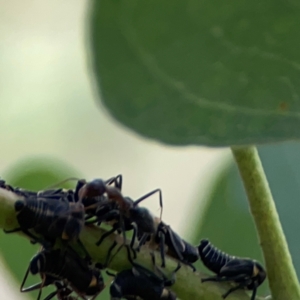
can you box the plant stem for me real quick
[0,187,265,300]
[232,146,300,300]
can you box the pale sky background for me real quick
[0,1,230,298]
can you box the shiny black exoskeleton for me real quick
[76,175,123,214]
[42,281,74,300]
[151,222,199,270]
[80,181,198,270]
[79,179,162,245]
[4,190,84,246]
[21,249,105,300]
[198,239,266,300]
[109,249,180,300]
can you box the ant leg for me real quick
[133,189,163,220]
[202,274,247,283]
[151,251,181,287]
[106,270,116,277]
[20,262,32,292]
[201,275,218,283]
[77,238,91,262]
[36,275,46,300]
[21,283,44,293]
[96,223,119,246]
[43,290,58,300]
[250,287,257,300]
[103,241,118,267]
[74,179,86,202]
[150,252,167,280]
[135,233,149,252]
[108,216,136,263]
[166,263,181,286]
[125,243,135,265]
[130,223,138,250]
[158,230,166,268]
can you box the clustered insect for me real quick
[0,177,267,299]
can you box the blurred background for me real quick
[1,1,300,299]
[0,1,227,299]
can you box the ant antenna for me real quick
[43,177,81,190]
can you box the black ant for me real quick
[85,181,198,271]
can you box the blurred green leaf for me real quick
[90,0,300,146]
[0,156,81,299]
[192,142,300,297]
[3,156,81,190]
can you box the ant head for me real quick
[15,200,24,212]
[80,179,106,199]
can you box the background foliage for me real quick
[90,0,300,146]
[1,0,300,299]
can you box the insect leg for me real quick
[149,251,178,285]
[43,290,58,300]
[222,282,245,299]
[130,222,138,250]
[135,233,150,252]
[103,241,118,267]
[250,287,257,300]
[202,273,248,283]
[106,270,116,277]
[96,223,119,246]
[36,275,46,300]
[158,230,166,268]
[20,263,32,292]
[77,238,91,262]
[201,275,219,283]
[3,227,21,233]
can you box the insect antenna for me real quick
[133,189,163,221]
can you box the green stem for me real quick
[0,188,265,300]
[232,146,300,300]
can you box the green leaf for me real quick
[191,142,300,296]
[90,0,300,146]
[0,157,81,298]
[3,156,81,190]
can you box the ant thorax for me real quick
[130,207,156,234]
